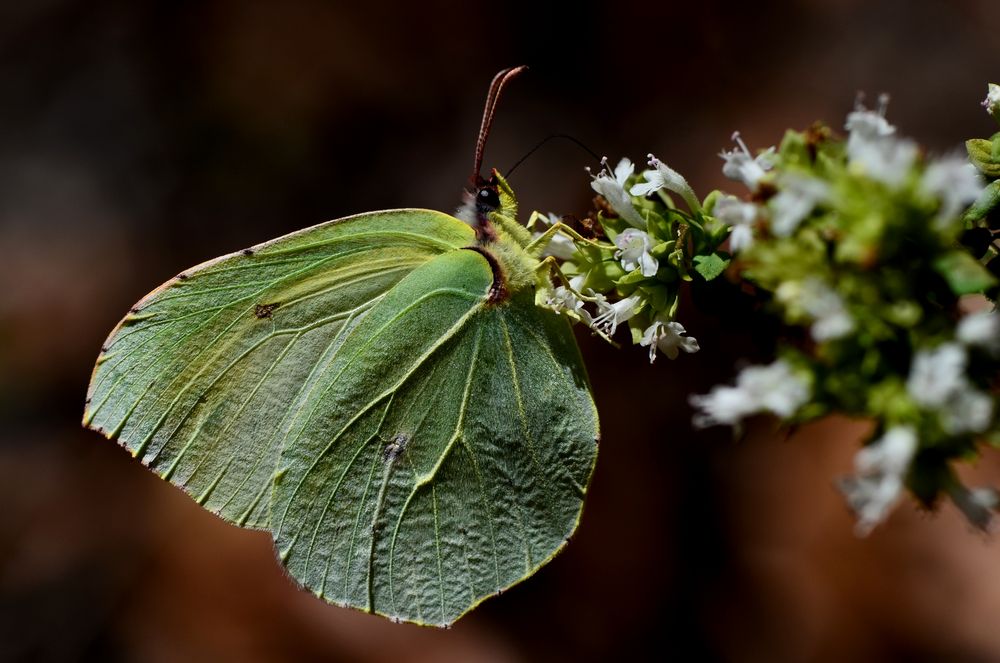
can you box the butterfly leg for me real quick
[523,218,611,261]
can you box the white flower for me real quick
[803,282,854,341]
[845,94,896,146]
[983,83,1000,116]
[713,195,758,252]
[689,359,810,427]
[530,212,576,260]
[548,286,583,314]
[592,294,641,336]
[547,275,590,323]
[906,342,994,434]
[947,483,998,532]
[689,385,757,427]
[777,278,854,341]
[719,131,775,190]
[838,474,907,536]
[630,154,701,212]
[957,310,1000,353]
[769,175,830,237]
[640,318,699,363]
[589,157,647,228]
[939,386,994,435]
[906,342,968,408]
[614,228,658,277]
[854,426,918,477]
[844,95,917,188]
[735,360,811,418]
[852,137,918,188]
[838,425,918,536]
[920,156,983,226]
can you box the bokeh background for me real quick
[3,0,1000,661]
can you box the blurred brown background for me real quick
[3,1,1000,661]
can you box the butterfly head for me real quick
[458,168,519,243]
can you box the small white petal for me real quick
[629,180,661,197]
[719,136,775,191]
[658,321,699,360]
[957,311,1000,353]
[844,97,921,188]
[845,108,895,145]
[796,278,854,341]
[689,359,809,426]
[939,386,994,434]
[639,252,658,277]
[613,158,635,186]
[614,229,658,276]
[690,386,757,428]
[838,474,905,536]
[592,294,641,336]
[547,275,591,324]
[714,194,759,253]
[921,156,984,226]
[714,195,757,226]
[906,343,968,407]
[728,225,753,252]
[590,160,646,228]
[983,83,1000,116]
[769,176,830,237]
[678,335,700,355]
[640,318,699,363]
[735,360,811,417]
[854,426,918,477]
[631,156,701,212]
[838,425,918,536]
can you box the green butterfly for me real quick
[83,67,599,626]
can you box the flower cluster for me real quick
[539,85,1000,535]
[686,92,1000,533]
[533,155,730,362]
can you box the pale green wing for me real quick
[84,209,475,529]
[269,251,599,626]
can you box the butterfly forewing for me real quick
[84,209,475,528]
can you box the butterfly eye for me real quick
[477,187,500,210]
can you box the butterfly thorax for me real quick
[456,169,537,301]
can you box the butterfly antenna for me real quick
[505,134,602,178]
[472,65,528,187]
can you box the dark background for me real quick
[3,1,1000,661]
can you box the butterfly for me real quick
[83,66,599,626]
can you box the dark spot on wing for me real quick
[177,273,189,281]
[384,433,409,462]
[242,248,254,256]
[254,302,280,319]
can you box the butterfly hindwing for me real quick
[270,266,599,625]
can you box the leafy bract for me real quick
[84,209,598,625]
